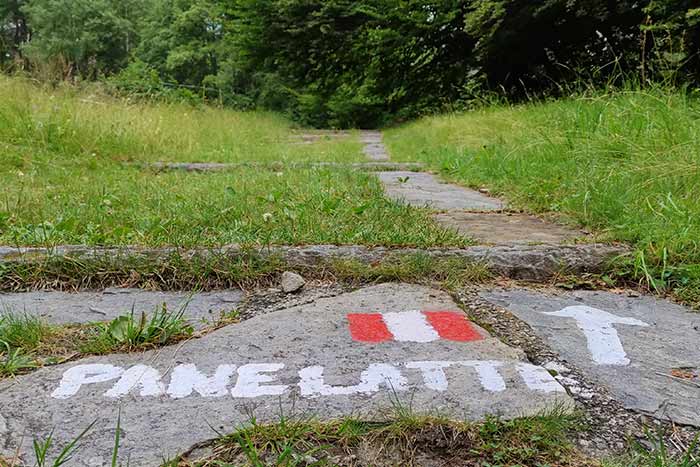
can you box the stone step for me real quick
[133,161,425,172]
[0,288,244,330]
[0,283,570,466]
[360,130,389,161]
[0,243,626,282]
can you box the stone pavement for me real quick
[360,131,390,161]
[481,287,700,427]
[378,171,505,211]
[0,289,244,330]
[0,284,569,466]
[361,131,586,245]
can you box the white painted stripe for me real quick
[383,310,439,342]
[461,361,506,392]
[517,363,567,393]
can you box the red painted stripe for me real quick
[347,313,393,343]
[422,311,483,342]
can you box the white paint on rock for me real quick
[544,306,649,365]
[167,364,237,399]
[299,363,407,397]
[51,364,124,399]
[231,363,288,398]
[405,361,506,392]
[104,365,165,398]
[516,363,567,393]
[51,360,565,400]
[382,310,439,342]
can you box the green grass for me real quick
[0,76,463,249]
[0,76,363,164]
[80,304,194,354]
[0,310,52,349]
[604,428,700,467]
[0,164,464,247]
[385,87,700,303]
[0,312,51,376]
[0,251,491,292]
[0,304,197,377]
[179,410,591,466]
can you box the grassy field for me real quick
[0,76,363,164]
[385,88,700,302]
[0,77,462,248]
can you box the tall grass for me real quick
[0,75,363,164]
[0,76,459,248]
[385,86,700,302]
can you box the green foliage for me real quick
[32,421,97,467]
[0,310,51,349]
[82,304,193,353]
[0,341,37,376]
[136,0,223,86]
[0,0,30,68]
[6,0,700,125]
[0,311,49,376]
[606,428,700,467]
[106,59,202,103]
[208,410,585,466]
[22,0,148,78]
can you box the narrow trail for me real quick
[359,130,585,245]
[0,129,698,466]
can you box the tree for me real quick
[0,0,30,67]
[22,0,147,77]
[136,0,225,86]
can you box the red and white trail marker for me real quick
[347,310,483,343]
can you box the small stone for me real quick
[544,361,571,375]
[281,271,306,293]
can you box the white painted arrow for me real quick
[544,306,649,366]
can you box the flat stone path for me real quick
[482,287,700,427]
[434,212,583,245]
[360,130,390,161]
[0,288,244,329]
[363,133,585,245]
[289,130,351,144]
[378,171,505,211]
[0,283,569,466]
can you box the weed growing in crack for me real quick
[0,311,52,376]
[31,421,96,467]
[605,428,700,467]
[81,303,193,354]
[0,341,37,376]
[0,310,52,350]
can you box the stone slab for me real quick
[136,161,425,172]
[0,288,244,329]
[0,283,570,466]
[378,171,505,211]
[291,131,351,143]
[0,243,627,281]
[434,212,585,245]
[360,131,389,161]
[359,131,382,144]
[481,287,700,427]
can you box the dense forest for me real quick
[1,0,699,127]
